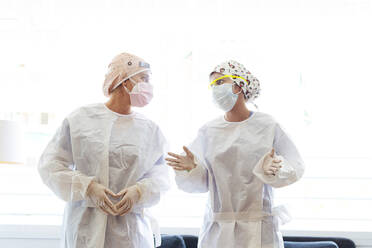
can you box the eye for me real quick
[216,79,224,85]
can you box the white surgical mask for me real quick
[212,83,239,112]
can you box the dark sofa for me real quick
[160,235,356,248]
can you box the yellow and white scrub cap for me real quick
[210,60,261,102]
[103,52,151,97]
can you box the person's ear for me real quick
[238,92,245,101]
[233,84,243,95]
[123,79,134,91]
[118,80,127,94]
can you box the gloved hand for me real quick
[114,184,142,216]
[262,148,282,176]
[166,146,197,172]
[86,180,118,216]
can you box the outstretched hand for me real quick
[166,146,197,172]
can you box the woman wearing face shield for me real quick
[166,60,305,248]
[38,52,170,248]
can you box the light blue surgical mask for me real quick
[212,83,240,112]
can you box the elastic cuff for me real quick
[135,184,143,201]
[82,177,97,198]
[82,177,97,208]
[70,175,96,202]
[187,162,205,179]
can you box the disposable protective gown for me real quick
[175,111,305,248]
[38,103,170,248]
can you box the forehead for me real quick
[210,72,224,81]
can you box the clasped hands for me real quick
[86,181,141,216]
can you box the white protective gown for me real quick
[38,103,170,248]
[175,111,305,248]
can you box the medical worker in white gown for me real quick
[166,60,305,248]
[38,52,170,248]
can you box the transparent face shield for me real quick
[209,74,247,88]
[129,71,152,85]
[111,69,152,92]
[209,74,247,95]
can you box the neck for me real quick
[225,100,251,122]
[105,93,132,115]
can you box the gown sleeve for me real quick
[38,118,96,202]
[174,127,209,193]
[253,122,305,188]
[133,126,171,209]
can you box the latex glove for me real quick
[86,181,118,216]
[263,148,282,176]
[114,184,142,216]
[166,146,197,172]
